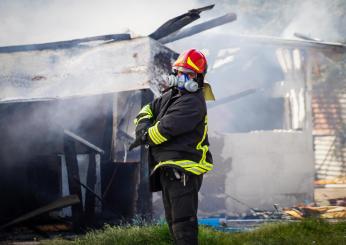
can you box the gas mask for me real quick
[167,73,199,92]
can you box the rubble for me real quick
[283,205,346,220]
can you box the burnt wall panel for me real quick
[101,162,140,222]
[0,94,114,224]
[27,155,61,206]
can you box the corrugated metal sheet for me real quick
[312,82,346,179]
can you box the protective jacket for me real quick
[134,88,213,191]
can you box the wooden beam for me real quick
[0,195,80,230]
[63,136,84,228]
[64,129,104,154]
[84,153,97,222]
[159,12,237,44]
[0,34,130,53]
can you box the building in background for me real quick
[169,34,346,216]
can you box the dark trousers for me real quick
[160,168,203,245]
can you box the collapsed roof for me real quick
[0,4,236,103]
[0,3,345,104]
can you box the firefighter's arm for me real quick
[133,104,154,125]
[147,97,203,146]
[129,103,155,150]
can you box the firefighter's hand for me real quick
[129,119,151,151]
[129,130,147,151]
[129,139,140,151]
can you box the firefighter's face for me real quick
[175,71,196,91]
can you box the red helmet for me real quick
[172,49,207,75]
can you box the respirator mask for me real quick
[167,72,199,92]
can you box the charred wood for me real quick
[63,136,83,229]
[149,4,214,40]
[0,195,80,230]
[84,153,97,223]
[64,129,104,154]
[159,12,237,44]
[0,34,131,53]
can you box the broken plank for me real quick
[63,136,84,227]
[0,195,80,230]
[64,129,104,154]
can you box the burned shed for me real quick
[0,35,177,228]
[0,4,238,231]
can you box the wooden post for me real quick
[136,89,154,220]
[63,135,84,229]
[100,96,114,213]
[84,152,97,223]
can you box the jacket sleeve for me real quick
[134,94,164,123]
[134,104,154,125]
[147,95,204,146]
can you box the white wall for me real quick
[199,131,314,216]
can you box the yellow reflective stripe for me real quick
[153,122,167,143]
[196,116,209,166]
[152,160,211,175]
[134,114,152,125]
[151,126,162,143]
[150,116,214,176]
[153,160,196,172]
[176,162,198,167]
[204,162,213,170]
[185,167,204,175]
[148,127,160,144]
[134,104,153,125]
[138,104,153,117]
[187,57,200,72]
[191,164,211,171]
[148,122,167,145]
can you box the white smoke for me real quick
[0,0,200,46]
[281,0,343,42]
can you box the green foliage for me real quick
[42,219,346,245]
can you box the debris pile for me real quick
[315,177,346,185]
[283,205,346,219]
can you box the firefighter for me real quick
[130,49,213,245]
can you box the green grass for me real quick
[42,219,346,245]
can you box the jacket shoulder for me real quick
[179,91,206,109]
[154,89,172,104]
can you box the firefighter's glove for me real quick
[129,120,151,151]
[129,130,147,151]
